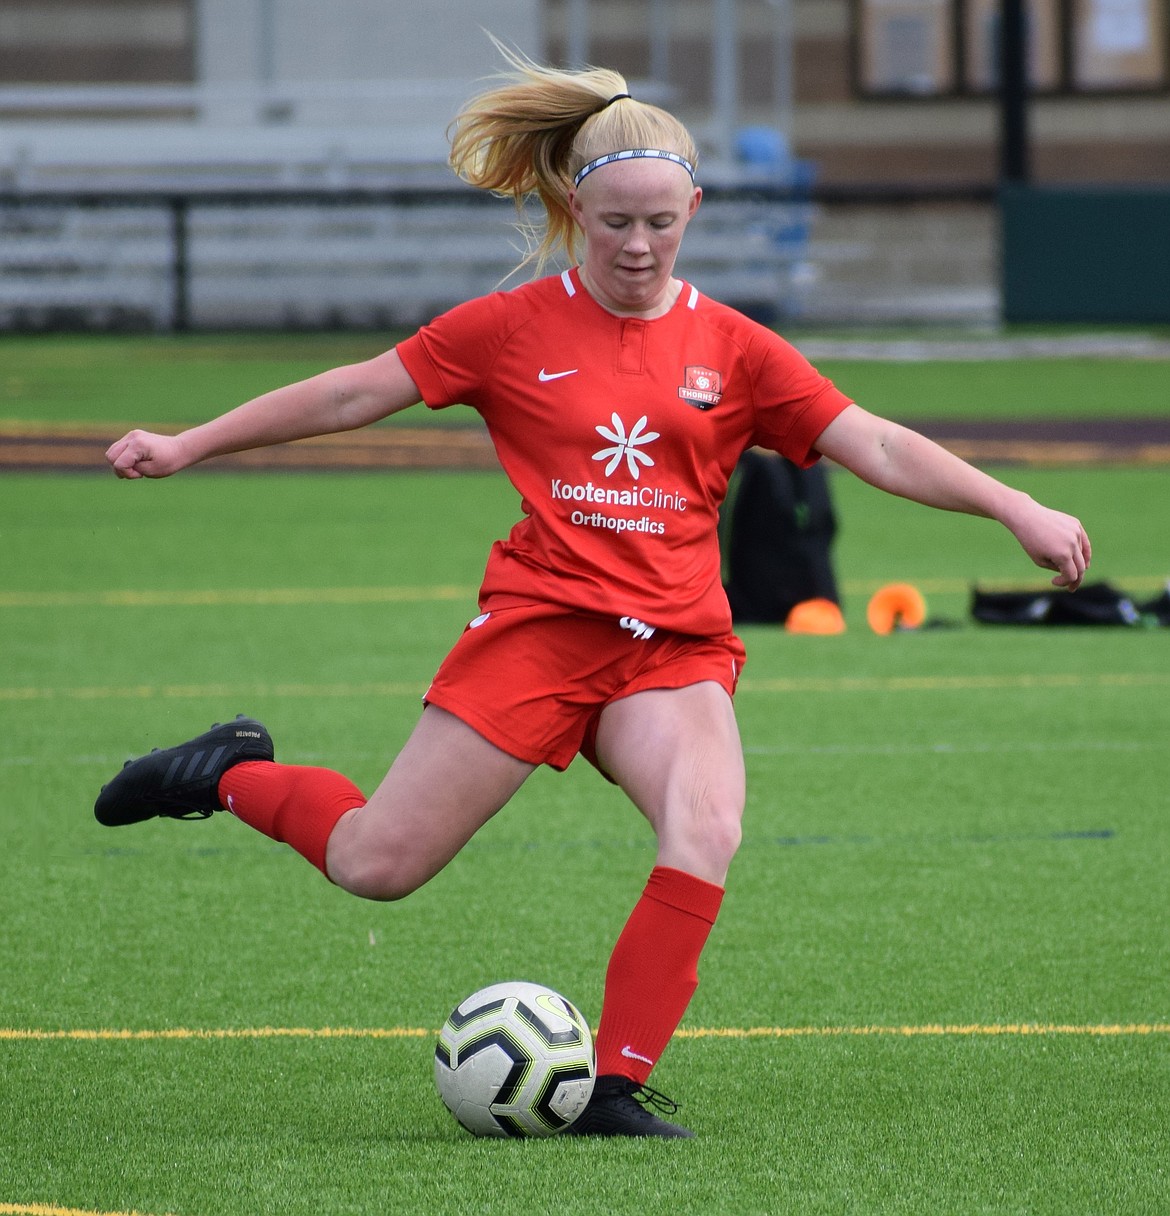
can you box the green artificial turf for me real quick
[813,357,1170,421]
[3,331,1169,428]
[1,334,1167,1215]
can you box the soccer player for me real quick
[95,48,1091,1137]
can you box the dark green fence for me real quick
[1001,185,1170,324]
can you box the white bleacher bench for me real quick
[0,79,819,328]
[0,80,469,191]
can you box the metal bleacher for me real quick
[0,82,820,331]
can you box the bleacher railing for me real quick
[0,177,833,331]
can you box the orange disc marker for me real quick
[866,583,927,634]
[785,598,847,634]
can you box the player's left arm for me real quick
[813,403,1091,590]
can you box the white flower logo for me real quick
[593,413,659,480]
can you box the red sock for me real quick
[593,865,725,1084]
[217,761,365,878]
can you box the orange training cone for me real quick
[866,583,927,634]
[785,598,847,634]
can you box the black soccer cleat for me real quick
[94,715,273,826]
[567,1076,694,1139]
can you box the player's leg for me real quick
[597,680,746,884]
[570,680,745,1138]
[95,705,535,902]
[94,606,585,899]
[321,705,535,899]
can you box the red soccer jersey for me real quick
[397,268,852,637]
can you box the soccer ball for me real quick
[434,980,595,1137]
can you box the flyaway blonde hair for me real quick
[448,40,698,274]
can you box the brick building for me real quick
[1,0,1166,186]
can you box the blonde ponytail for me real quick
[448,41,697,275]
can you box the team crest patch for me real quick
[679,365,723,410]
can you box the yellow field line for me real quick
[0,1206,173,1216]
[2,671,1167,704]
[741,671,1170,693]
[0,681,424,702]
[0,1026,431,1041]
[675,1023,1170,1038]
[3,1023,1166,1043]
[0,586,472,609]
[0,577,1165,610]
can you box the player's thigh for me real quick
[326,704,536,898]
[593,682,746,878]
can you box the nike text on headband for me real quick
[573,148,697,188]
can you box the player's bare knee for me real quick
[326,849,419,902]
[664,795,743,871]
[700,803,743,867]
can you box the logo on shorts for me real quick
[678,365,722,410]
[620,616,656,640]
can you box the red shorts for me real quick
[424,602,746,772]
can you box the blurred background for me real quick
[0,0,1166,330]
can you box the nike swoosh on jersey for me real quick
[538,367,579,381]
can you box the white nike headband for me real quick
[573,148,697,188]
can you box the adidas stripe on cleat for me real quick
[94,715,273,826]
[567,1076,694,1139]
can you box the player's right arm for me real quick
[106,348,422,479]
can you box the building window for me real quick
[1073,0,1167,87]
[858,0,957,93]
[855,0,1169,94]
